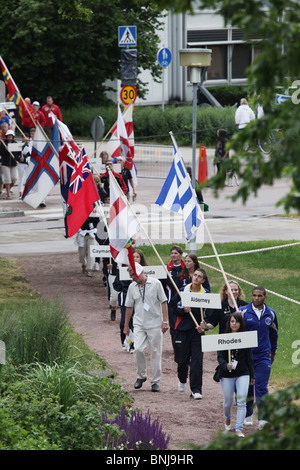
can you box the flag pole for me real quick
[95,101,134,157]
[107,167,199,327]
[1,57,62,160]
[56,119,107,232]
[0,135,18,162]
[0,56,20,97]
[56,118,103,183]
[169,131,239,312]
[2,106,27,139]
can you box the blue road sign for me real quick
[157,47,172,67]
[118,26,137,47]
[275,94,291,105]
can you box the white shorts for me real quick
[2,165,18,185]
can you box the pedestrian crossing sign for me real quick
[118,26,137,47]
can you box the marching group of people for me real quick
[79,212,278,438]
[1,92,279,438]
[0,95,62,201]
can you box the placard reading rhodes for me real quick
[201,331,258,352]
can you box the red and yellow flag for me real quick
[0,56,24,118]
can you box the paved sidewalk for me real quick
[0,149,299,256]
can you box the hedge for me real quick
[62,103,236,147]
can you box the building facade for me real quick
[107,9,260,106]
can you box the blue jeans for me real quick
[220,375,250,432]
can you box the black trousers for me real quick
[174,329,204,393]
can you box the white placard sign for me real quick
[119,265,167,281]
[201,331,258,352]
[89,159,121,174]
[90,245,111,258]
[180,291,221,310]
[8,142,23,152]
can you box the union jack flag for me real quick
[69,149,92,194]
[61,146,99,238]
[59,142,79,185]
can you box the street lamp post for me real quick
[179,48,212,252]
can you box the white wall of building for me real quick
[106,10,253,106]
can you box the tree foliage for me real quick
[150,0,300,212]
[0,0,164,107]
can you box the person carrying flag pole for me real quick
[107,166,200,329]
[0,56,60,163]
[167,131,239,314]
[0,129,19,199]
[161,132,240,370]
[0,57,62,209]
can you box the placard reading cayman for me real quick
[89,245,111,258]
[201,331,258,352]
[180,291,221,309]
[119,265,167,281]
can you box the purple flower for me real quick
[102,407,170,450]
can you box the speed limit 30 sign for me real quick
[120,85,137,105]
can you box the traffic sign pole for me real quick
[119,26,137,104]
[157,47,172,113]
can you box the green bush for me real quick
[0,405,59,450]
[0,361,134,450]
[0,382,104,450]
[25,361,133,413]
[61,104,236,147]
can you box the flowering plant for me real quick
[102,407,170,450]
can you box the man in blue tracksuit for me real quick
[240,286,278,428]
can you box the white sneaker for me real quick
[224,422,231,432]
[244,416,253,426]
[191,392,202,399]
[258,419,268,430]
[178,381,185,392]
[236,431,245,438]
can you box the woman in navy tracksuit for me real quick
[240,286,278,427]
[169,269,207,399]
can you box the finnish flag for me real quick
[155,141,202,241]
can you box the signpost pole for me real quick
[162,67,165,113]
[157,47,172,113]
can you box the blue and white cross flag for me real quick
[156,136,201,241]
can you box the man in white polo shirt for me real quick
[124,262,168,392]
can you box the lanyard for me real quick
[138,281,147,303]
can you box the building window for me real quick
[232,44,252,79]
[207,45,227,80]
